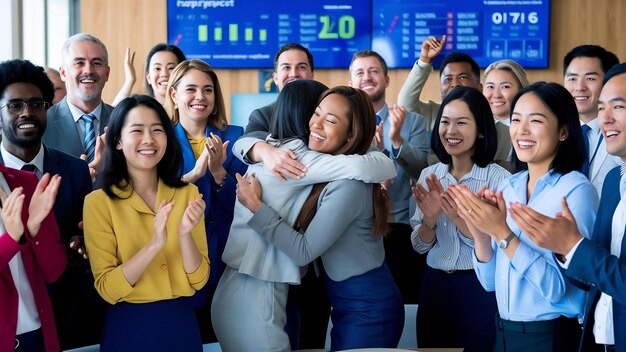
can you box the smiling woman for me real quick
[447,82,598,352]
[165,59,248,343]
[84,95,209,352]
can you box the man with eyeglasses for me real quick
[42,33,113,183]
[0,59,104,350]
[0,58,69,351]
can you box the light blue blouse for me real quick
[473,170,599,321]
[411,162,511,271]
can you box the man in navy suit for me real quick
[0,59,105,349]
[505,63,626,352]
[42,33,113,183]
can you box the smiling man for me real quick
[563,44,621,195]
[42,33,112,171]
[0,59,103,350]
[349,49,429,304]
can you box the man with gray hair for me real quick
[42,33,112,179]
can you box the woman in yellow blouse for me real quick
[84,95,209,352]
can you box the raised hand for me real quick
[420,35,447,64]
[236,173,262,213]
[372,122,384,150]
[2,187,25,242]
[179,196,206,236]
[447,184,508,239]
[388,104,406,149]
[151,200,174,251]
[81,128,107,183]
[27,174,61,237]
[509,197,582,255]
[413,174,444,220]
[207,132,229,174]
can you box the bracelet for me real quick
[423,220,437,230]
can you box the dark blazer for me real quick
[0,164,66,352]
[566,166,626,351]
[245,101,275,134]
[175,123,247,288]
[42,97,113,158]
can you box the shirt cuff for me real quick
[558,237,585,269]
[417,59,432,69]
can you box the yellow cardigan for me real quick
[84,179,210,304]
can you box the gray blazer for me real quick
[222,137,396,284]
[249,179,384,281]
[42,97,113,158]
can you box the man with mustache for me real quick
[0,59,103,349]
[42,33,112,182]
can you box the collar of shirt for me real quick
[506,169,562,203]
[376,103,389,122]
[0,142,45,177]
[67,100,103,124]
[431,162,491,184]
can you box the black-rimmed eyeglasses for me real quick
[0,101,50,114]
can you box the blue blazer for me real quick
[174,123,247,287]
[42,97,113,158]
[566,166,626,351]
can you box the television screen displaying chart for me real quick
[167,0,372,69]
[372,0,550,68]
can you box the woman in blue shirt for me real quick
[165,59,247,342]
[411,86,511,351]
[448,82,599,352]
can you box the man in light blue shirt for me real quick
[348,50,430,303]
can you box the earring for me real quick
[174,103,178,110]
[559,137,565,141]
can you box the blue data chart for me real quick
[372,0,550,68]
[167,0,372,68]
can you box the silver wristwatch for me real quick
[498,232,516,249]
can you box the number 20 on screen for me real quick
[319,15,356,39]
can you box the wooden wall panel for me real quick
[82,0,626,120]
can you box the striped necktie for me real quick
[82,113,96,163]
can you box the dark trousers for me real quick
[194,284,218,343]
[383,222,426,304]
[285,264,330,349]
[494,314,581,352]
[14,328,44,352]
[417,266,498,352]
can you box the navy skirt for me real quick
[325,263,404,351]
[100,297,202,352]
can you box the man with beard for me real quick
[0,59,104,349]
[42,33,112,182]
[348,50,430,304]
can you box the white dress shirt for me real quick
[592,172,626,344]
[3,171,41,334]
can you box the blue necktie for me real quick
[375,114,382,126]
[581,124,591,177]
[82,114,96,163]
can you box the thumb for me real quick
[559,197,574,220]
[79,154,87,161]
[286,149,298,160]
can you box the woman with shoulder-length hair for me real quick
[448,82,598,352]
[165,59,247,342]
[84,95,209,351]
[411,86,511,351]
